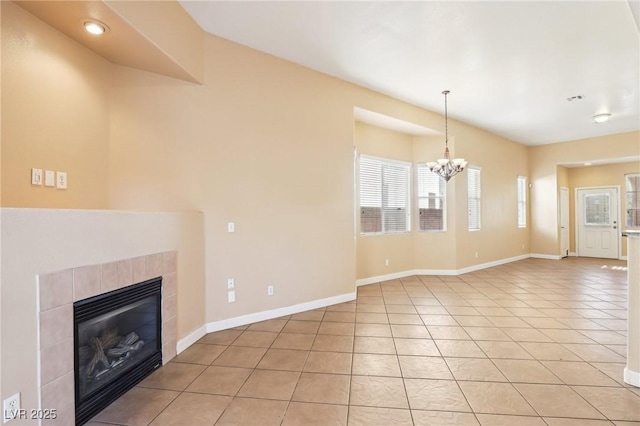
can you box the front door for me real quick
[577,187,619,259]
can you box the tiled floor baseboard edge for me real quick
[530,253,563,260]
[625,367,640,387]
[176,291,357,355]
[356,254,531,287]
[176,325,207,354]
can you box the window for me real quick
[359,155,410,234]
[517,176,527,228]
[468,167,481,230]
[585,193,610,225]
[626,173,640,227]
[417,165,446,231]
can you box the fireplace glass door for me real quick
[74,277,162,425]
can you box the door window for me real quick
[584,194,609,226]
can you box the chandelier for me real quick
[426,90,467,181]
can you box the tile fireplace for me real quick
[37,251,177,425]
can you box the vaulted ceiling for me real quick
[180,1,640,146]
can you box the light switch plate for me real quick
[31,168,43,185]
[56,171,67,189]
[44,170,55,187]
[228,222,235,233]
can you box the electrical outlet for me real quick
[227,278,235,289]
[228,290,236,303]
[475,251,479,258]
[385,259,389,266]
[227,222,235,233]
[3,393,20,423]
[56,171,67,189]
[267,285,274,296]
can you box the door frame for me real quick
[559,187,569,258]
[574,185,621,259]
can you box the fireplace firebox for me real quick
[74,277,162,425]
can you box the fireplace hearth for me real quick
[74,277,162,425]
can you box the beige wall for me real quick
[412,135,459,271]
[0,0,3,404]
[108,35,359,324]
[568,161,640,257]
[1,3,112,209]
[529,131,640,256]
[355,120,530,278]
[354,126,460,278]
[355,123,414,279]
[0,4,205,416]
[104,0,204,83]
[453,124,530,268]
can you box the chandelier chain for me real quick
[443,90,449,149]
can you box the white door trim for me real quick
[575,185,622,259]
[559,187,569,258]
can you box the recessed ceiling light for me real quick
[593,113,612,123]
[83,20,108,35]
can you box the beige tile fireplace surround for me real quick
[37,251,178,425]
[1,208,204,426]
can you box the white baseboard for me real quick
[356,271,423,287]
[560,252,625,261]
[530,253,563,260]
[454,254,530,275]
[205,291,356,333]
[357,254,531,285]
[624,367,640,388]
[176,325,207,354]
[412,268,459,276]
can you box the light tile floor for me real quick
[87,257,640,426]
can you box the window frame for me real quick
[416,164,447,232]
[625,173,640,228]
[517,176,527,228]
[358,154,411,235]
[467,166,481,231]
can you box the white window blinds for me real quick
[359,156,410,234]
[417,165,446,231]
[468,167,481,231]
[517,176,527,228]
